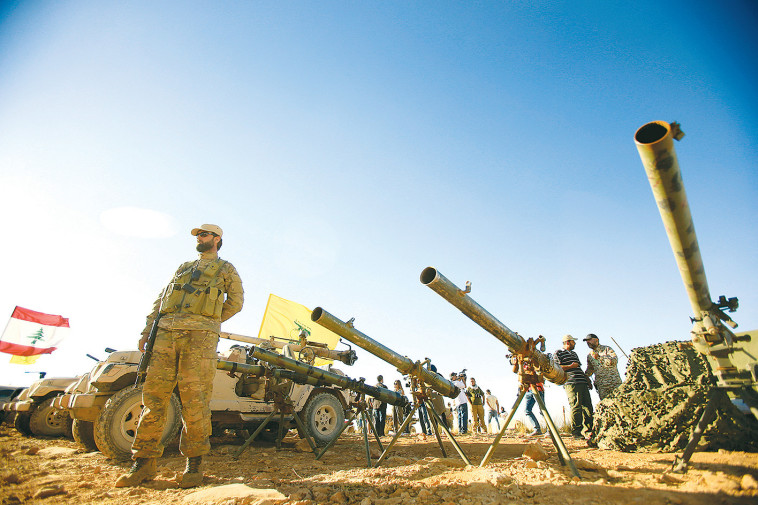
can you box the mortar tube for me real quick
[311,307,460,398]
[420,267,566,385]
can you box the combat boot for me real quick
[179,456,203,488]
[114,458,157,487]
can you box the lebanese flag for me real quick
[0,306,70,356]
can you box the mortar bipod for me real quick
[374,373,472,468]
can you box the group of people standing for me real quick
[368,330,625,442]
[555,333,623,440]
[512,333,622,440]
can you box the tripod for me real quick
[314,396,385,468]
[374,375,472,467]
[480,382,581,479]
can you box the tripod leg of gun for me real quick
[673,390,718,473]
[316,411,358,461]
[234,410,277,459]
[375,404,419,467]
[532,386,581,479]
[480,388,527,467]
[425,402,471,465]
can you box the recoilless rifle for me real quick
[634,120,758,472]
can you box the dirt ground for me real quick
[1,423,757,505]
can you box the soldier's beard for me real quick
[196,241,214,253]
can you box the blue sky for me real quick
[1,1,756,422]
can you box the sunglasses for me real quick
[197,232,217,238]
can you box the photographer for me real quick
[451,371,469,434]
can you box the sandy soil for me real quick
[1,424,757,505]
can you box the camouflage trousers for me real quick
[470,404,486,433]
[132,329,218,459]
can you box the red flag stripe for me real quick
[11,306,70,328]
[0,341,57,356]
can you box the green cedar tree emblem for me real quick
[27,328,46,345]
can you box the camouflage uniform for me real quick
[132,250,243,459]
[585,344,622,400]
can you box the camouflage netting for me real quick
[592,340,758,453]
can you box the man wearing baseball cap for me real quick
[116,224,244,488]
[554,334,594,440]
[583,334,622,399]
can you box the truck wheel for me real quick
[94,385,181,460]
[14,412,32,436]
[302,392,344,446]
[72,419,98,452]
[29,398,67,437]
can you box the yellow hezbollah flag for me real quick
[257,294,340,365]
[10,354,41,365]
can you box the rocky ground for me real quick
[1,423,757,505]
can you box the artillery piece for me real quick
[311,307,472,466]
[634,120,758,471]
[419,268,581,476]
[217,343,407,465]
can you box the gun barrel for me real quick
[220,332,357,366]
[311,307,460,398]
[420,267,566,385]
[634,121,712,318]
[248,345,408,407]
[217,360,324,386]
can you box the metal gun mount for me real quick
[634,120,758,471]
[419,267,567,385]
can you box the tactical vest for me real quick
[159,260,227,318]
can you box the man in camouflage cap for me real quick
[116,224,244,488]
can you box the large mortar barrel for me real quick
[242,345,408,407]
[311,307,460,398]
[420,267,566,385]
[634,121,713,320]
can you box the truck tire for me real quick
[301,392,344,446]
[29,398,67,437]
[72,419,98,452]
[14,412,32,436]
[62,413,74,439]
[94,385,181,460]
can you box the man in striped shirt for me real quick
[555,334,594,439]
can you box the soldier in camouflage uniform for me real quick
[583,334,622,400]
[116,224,244,489]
